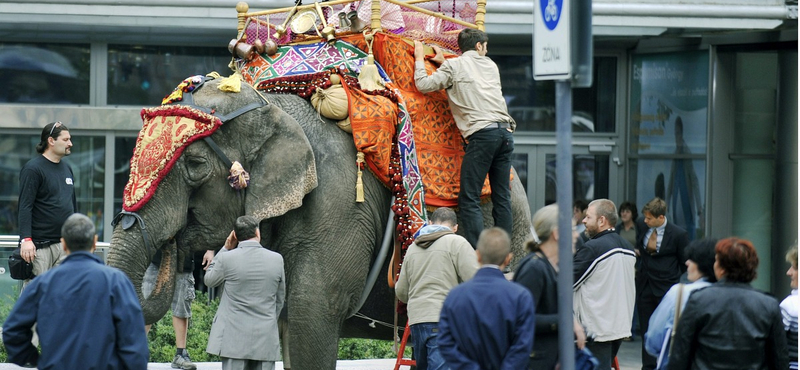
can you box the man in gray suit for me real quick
[205,215,286,370]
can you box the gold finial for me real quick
[371,0,382,32]
[475,0,486,31]
[236,2,250,35]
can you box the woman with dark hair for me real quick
[615,201,638,248]
[513,204,586,370]
[644,238,717,369]
[667,238,789,370]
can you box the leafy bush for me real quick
[338,338,404,360]
[0,288,17,363]
[148,291,220,362]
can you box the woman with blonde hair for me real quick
[513,204,585,370]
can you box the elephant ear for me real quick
[245,105,318,220]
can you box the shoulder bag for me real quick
[8,245,34,280]
[575,344,600,370]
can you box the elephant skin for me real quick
[107,78,532,370]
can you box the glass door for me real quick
[512,144,615,213]
[525,146,612,212]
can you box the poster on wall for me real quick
[630,51,708,239]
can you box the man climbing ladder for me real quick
[413,28,516,248]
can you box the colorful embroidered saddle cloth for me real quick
[238,34,493,209]
[237,39,390,88]
[238,37,428,237]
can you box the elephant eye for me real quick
[184,154,212,185]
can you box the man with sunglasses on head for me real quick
[18,121,76,284]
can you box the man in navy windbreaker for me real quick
[3,213,148,369]
[438,227,536,370]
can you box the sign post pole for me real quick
[555,78,575,370]
[534,0,592,368]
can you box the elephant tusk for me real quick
[355,152,365,203]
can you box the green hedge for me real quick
[0,289,14,363]
[339,337,408,360]
[148,291,220,362]
[0,290,408,363]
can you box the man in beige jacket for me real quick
[414,28,516,250]
[395,207,479,370]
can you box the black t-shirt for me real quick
[18,155,77,244]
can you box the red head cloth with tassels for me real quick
[123,105,222,212]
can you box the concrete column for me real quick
[774,50,798,296]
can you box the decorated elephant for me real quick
[107,76,533,369]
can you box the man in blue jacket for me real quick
[3,213,149,370]
[438,227,535,370]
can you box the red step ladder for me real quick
[393,322,416,370]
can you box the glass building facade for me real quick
[0,0,795,296]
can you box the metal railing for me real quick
[0,235,112,299]
[0,235,218,301]
[0,235,110,262]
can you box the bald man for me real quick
[437,227,535,370]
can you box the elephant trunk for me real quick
[108,226,178,324]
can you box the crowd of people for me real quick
[3,27,797,370]
[398,199,796,370]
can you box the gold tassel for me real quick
[358,31,384,91]
[356,152,365,202]
[218,72,242,93]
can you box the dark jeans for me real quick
[586,339,622,370]
[410,322,448,370]
[638,288,661,370]
[458,127,514,248]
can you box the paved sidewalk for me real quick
[616,336,644,370]
[145,359,390,370]
[0,337,644,369]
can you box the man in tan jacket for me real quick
[395,207,479,370]
[414,28,516,250]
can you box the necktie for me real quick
[646,229,658,255]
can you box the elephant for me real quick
[107,77,533,370]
